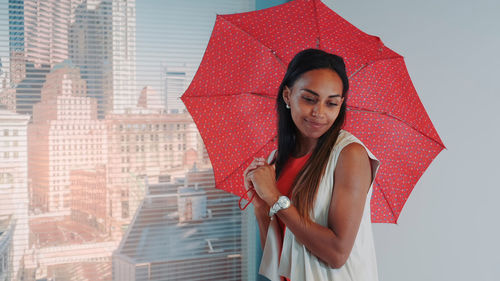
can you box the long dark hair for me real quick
[275,48,349,222]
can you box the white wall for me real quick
[323,0,500,280]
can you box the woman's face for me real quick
[282,68,344,144]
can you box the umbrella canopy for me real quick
[181,0,445,223]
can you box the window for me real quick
[0,0,258,280]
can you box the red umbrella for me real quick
[181,0,445,223]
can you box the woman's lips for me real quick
[305,119,326,128]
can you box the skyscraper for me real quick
[110,0,137,114]
[7,0,136,118]
[70,0,137,119]
[161,65,188,113]
[8,0,81,116]
[8,0,26,86]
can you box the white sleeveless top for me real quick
[259,129,381,281]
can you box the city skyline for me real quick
[0,0,255,114]
[0,0,258,280]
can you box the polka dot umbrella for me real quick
[181,0,445,223]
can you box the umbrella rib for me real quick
[346,106,446,149]
[219,15,287,70]
[346,56,444,149]
[348,63,368,79]
[349,56,402,80]
[250,92,276,99]
[182,92,276,98]
[374,178,398,223]
[312,0,321,48]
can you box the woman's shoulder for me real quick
[338,129,358,141]
[332,131,361,160]
[335,129,360,148]
[336,129,380,164]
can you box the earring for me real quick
[286,104,290,109]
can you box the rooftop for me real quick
[30,217,110,248]
[115,169,243,264]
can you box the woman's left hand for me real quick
[247,159,281,206]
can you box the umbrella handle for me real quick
[239,187,256,210]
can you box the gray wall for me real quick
[323,0,500,280]
[256,0,288,10]
[252,0,500,280]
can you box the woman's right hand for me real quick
[243,157,268,210]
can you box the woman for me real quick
[243,49,381,281]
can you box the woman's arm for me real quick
[254,204,271,249]
[249,143,373,268]
[244,157,274,248]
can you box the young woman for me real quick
[243,49,381,281]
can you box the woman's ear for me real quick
[282,86,291,105]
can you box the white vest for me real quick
[260,129,381,281]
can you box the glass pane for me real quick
[0,1,258,280]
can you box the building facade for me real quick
[0,109,30,281]
[28,63,107,214]
[70,165,110,235]
[70,0,137,118]
[104,105,204,237]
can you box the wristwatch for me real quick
[268,196,291,217]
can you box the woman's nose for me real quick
[313,104,325,117]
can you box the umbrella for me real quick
[181,0,445,223]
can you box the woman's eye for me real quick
[328,103,338,107]
[302,97,315,103]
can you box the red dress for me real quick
[275,152,311,281]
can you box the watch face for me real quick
[278,196,290,208]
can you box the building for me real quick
[8,0,26,86]
[0,108,30,281]
[0,90,16,115]
[70,0,137,118]
[28,63,107,214]
[0,58,8,90]
[0,216,15,281]
[0,58,16,112]
[12,63,50,117]
[8,0,81,115]
[69,0,113,119]
[109,0,137,114]
[161,65,189,113]
[9,0,77,77]
[112,167,251,281]
[70,165,110,235]
[7,0,136,118]
[137,86,163,111]
[104,97,205,237]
